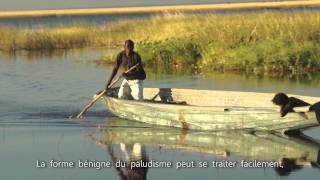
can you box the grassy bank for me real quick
[103,11,320,75]
[1,11,320,75]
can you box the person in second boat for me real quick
[105,39,146,101]
[271,92,310,117]
[272,92,320,117]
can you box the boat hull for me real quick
[102,88,320,132]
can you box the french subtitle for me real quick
[35,159,284,169]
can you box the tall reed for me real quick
[1,11,320,75]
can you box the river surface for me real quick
[1,0,319,28]
[0,0,281,11]
[0,49,319,179]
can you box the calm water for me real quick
[1,0,319,28]
[0,49,319,179]
[0,0,275,11]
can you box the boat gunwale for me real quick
[103,95,280,112]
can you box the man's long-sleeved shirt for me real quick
[114,51,146,80]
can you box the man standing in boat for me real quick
[105,39,146,101]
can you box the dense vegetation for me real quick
[1,11,319,75]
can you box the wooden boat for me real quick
[102,88,320,133]
[92,118,320,164]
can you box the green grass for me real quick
[104,12,320,75]
[1,11,320,75]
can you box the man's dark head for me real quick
[124,39,134,55]
[272,92,289,106]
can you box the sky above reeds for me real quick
[0,0,265,10]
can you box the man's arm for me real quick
[280,97,311,117]
[136,53,144,72]
[105,53,122,90]
[281,102,294,117]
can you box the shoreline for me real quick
[0,0,320,18]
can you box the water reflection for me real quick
[107,143,148,180]
[90,118,320,177]
[2,48,320,86]
[93,127,149,180]
[0,49,105,61]
[275,157,320,176]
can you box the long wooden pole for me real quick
[76,63,139,119]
